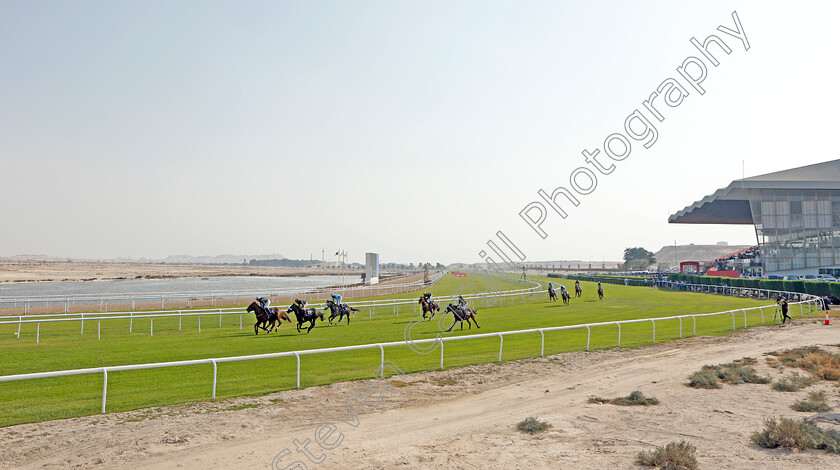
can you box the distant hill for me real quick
[249,258,322,267]
[654,244,752,270]
[162,254,286,265]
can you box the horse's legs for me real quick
[307,320,315,333]
[254,322,259,335]
[472,315,480,328]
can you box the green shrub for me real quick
[589,390,660,406]
[791,391,831,412]
[687,360,769,389]
[805,281,832,297]
[772,374,818,392]
[687,369,721,389]
[751,417,840,453]
[516,416,551,434]
[636,441,698,470]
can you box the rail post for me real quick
[586,325,591,351]
[16,317,21,339]
[150,317,153,336]
[211,359,217,399]
[219,309,222,327]
[239,314,242,330]
[651,319,656,343]
[198,314,201,333]
[730,311,735,331]
[742,309,748,328]
[101,369,108,413]
[759,307,765,325]
[129,313,133,333]
[539,330,545,357]
[616,322,621,347]
[693,316,696,336]
[378,344,385,375]
[98,320,101,340]
[178,311,182,330]
[36,322,40,343]
[678,317,682,338]
[497,333,504,363]
[440,340,445,370]
[294,352,301,389]
[80,314,84,335]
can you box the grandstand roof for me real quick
[669,159,840,224]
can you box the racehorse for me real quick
[419,294,440,320]
[575,284,582,298]
[288,301,325,333]
[247,302,291,335]
[444,303,480,331]
[561,289,571,306]
[598,286,604,300]
[548,288,557,302]
[323,300,358,325]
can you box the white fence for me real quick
[0,294,821,414]
[0,271,448,314]
[0,273,543,343]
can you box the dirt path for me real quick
[4,319,840,469]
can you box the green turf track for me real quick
[0,272,795,427]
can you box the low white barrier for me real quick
[0,296,820,414]
[0,271,448,314]
[0,273,544,343]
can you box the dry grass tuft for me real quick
[770,347,840,380]
[687,359,770,389]
[588,390,659,406]
[516,416,551,434]
[772,373,818,392]
[635,440,698,470]
[791,391,832,413]
[751,417,840,453]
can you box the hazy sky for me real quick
[2,1,838,265]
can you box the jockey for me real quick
[575,280,580,289]
[256,296,270,311]
[458,295,468,311]
[331,293,342,306]
[548,282,554,291]
[559,285,567,294]
[597,282,602,290]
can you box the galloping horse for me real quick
[598,285,604,300]
[419,293,440,320]
[548,287,557,302]
[323,300,358,325]
[288,301,325,333]
[561,289,571,306]
[247,302,291,335]
[575,284,582,298]
[444,303,480,331]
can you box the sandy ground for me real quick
[0,261,368,284]
[4,319,840,469]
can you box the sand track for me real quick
[4,319,840,469]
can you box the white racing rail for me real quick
[0,295,821,414]
[0,271,448,314]
[0,272,544,343]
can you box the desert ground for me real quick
[3,319,840,469]
[0,261,368,284]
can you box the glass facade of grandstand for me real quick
[750,189,840,276]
